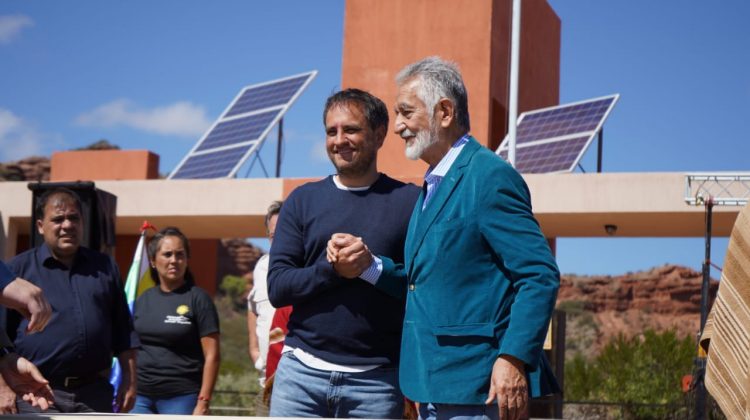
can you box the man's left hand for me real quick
[485,355,528,420]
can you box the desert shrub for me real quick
[557,300,586,315]
[220,274,248,310]
[565,329,694,419]
[213,370,261,416]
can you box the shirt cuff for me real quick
[359,256,383,285]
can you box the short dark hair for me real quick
[323,88,389,134]
[35,188,83,221]
[265,200,283,228]
[147,226,195,285]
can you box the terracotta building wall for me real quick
[51,150,159,181]
[342,0,560,176]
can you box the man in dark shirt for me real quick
[1,188,138,413]
[267,89,419,418]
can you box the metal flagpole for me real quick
[507,0,521,167]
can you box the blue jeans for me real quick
[418,402,500,420]
[130,392,198,414]
[270,352,404,418]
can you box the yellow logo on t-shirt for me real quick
[176,305,190,316]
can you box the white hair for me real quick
[395,56,470,131]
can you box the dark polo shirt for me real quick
[1,244,138,379]
[0,261,15,290]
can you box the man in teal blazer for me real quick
[329,57,560,420]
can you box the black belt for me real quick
[50,370,109,389]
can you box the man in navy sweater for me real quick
[267,88,419,418]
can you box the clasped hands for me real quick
[326,233,373,279]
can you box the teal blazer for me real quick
[379,137,560,404]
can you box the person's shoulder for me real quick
[136,286,159,302]
[78,246,119,271]
[8,248,37,273]
[77,245,108,261]
[466,143,523,182]
[466,140,504,164]
[288,176,333,197]
[377,174,421,196]
[189,285,218,313]
[9,247,36,264]
[280,177,335,214]
[188,284,215,303]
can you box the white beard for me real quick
[403,126,439,160]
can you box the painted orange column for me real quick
[342,0,560,177]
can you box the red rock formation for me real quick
[0,141,120,182]
[219,238,263,274]
[558,264,719,356]
[216,238,264,300]
[0,156,50,181]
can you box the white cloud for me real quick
[74,99,212,137]
[0,108,44,161]
[0,15,33,45]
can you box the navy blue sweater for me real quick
[268,174,420,365]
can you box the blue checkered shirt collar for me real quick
[422,134,470,209]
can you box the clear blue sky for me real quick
[1,1,748,275]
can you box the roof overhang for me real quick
[1,173,741,259]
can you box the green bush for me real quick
[220,274,246,299]
[565,353,601,401]
[212,294,259,415]
[220,274,248,310]
[213,370,261,416]
[565,329,695,419]
[557,300,587,315]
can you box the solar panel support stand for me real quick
[276,118,283,178]
[169,71,316,179]
[596,128,603,173]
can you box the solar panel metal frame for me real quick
[495,93,619,174]
[169,70,317,179]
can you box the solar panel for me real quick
[225,75,310,117]
[498,136,589,173]
[169,71,317,179]
[496,94,619,173]
[195,110,281,152]
[171,145,254,179]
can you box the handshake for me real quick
[326,233,374,279]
